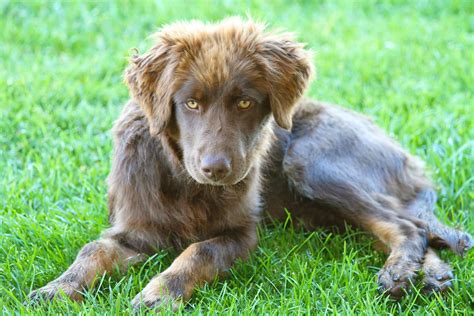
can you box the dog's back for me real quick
[264,100,427,225]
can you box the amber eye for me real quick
[186,99,199,110]
[237,100,252,110]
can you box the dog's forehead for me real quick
[186,39,260,90]
[175,72,264,104]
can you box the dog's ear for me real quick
[124,42,179,136]
[258,35,313,130]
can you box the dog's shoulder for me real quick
[108,99,170,191]
[110,99,168,167]
[112,100,150,143]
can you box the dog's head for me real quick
[125,17,313,185]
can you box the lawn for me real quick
[0,0,473,314]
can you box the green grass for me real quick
[1,0,473,314]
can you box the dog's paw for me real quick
[131,292,178,312]
[422,259,454,294]
[437,229,474,257]
[422,270,453,294]
[377,262,419,299]
[25,282,82,305]
[131,276,181,312]
[455,232,473,257]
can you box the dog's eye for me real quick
[237,100,253,110]
[186,99,199,110]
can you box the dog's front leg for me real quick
[27,237,143,303]
[131,226,257,311]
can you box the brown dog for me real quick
[28,17,472,310]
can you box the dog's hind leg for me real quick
[286,162,428,298]
[280,101,471,298]
[26,232,145,304]
[405,188,473,257]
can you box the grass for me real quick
[0,0,473,314]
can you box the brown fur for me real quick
[27,18,472,310]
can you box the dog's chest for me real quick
[153,187,254,246]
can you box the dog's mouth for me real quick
[192,173,247,187]
[186,164,249,187]
[181,155,247,186]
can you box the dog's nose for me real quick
[200,155,231,181]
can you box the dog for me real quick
[28,17,472,310]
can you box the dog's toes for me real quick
[131,291,179,312]
[377,274,409,299]
[25,282,82,305]
[377,269,412,299]
[131,275,181,312]
[377,261,419,300]
[456,232,473,257]
[25,289,55,305]
[422,270,453,294]
[422,258,454,294]
[419,247,455,294]
[438,229,473,257]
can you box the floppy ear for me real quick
[258,35,313,130]
[124,43,179,136]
